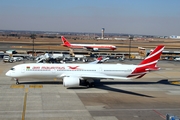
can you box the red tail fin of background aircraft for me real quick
[61,36,71,47]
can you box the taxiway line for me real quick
[153,110,166,119]
[22,88,28,120]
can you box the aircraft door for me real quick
[99,67,103,72]
[51,68,56,74]
[21,66,25,73]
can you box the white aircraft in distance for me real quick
[6,45,164,87]
[61,36,117,51]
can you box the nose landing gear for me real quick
[16,80,19,85]
[14,78,19,85]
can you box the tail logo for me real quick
[68,66,79,70]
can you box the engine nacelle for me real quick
[63,76,80,87]
[93,48,99,51]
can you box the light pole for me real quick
[129,35,133,60]
[30,34,36,60]
[33,38,34,57]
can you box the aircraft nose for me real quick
[5,71,11,77]
[111,46,116,50]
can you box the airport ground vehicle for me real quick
[3,56,10,62]
[174,57,180,61]
[3,55,14,63]
[3,55,23,63]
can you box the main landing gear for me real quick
[86,79,95,88]
[86,82,95,88]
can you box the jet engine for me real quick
[93,48,99,51]
[63,76,80,87]
[63,76,96,87]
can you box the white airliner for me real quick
[6,45,164,87]
[61,36,117,51]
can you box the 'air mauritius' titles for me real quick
[29,66,65,70]
[27,66,81,70]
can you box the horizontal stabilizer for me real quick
[145,67,160,71]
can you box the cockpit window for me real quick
[10,68,15,71]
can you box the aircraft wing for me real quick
[88,61,99,64]
[58,72,131,80]
[81,74,131,80]
[84,46,94,49]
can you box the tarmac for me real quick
[0,59,180,120]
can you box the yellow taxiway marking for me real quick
[22,88,28,120]
[170,81,180,85]
[29,85,43,88]
[25,88,29,93]
[10,85,25,89]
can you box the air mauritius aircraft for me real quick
[6,45,164,87]
[61,36,116,51]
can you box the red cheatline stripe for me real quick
[127,72,147,77]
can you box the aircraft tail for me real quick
[61,36,71,47]
[129,45,165,78]
[88,56,103,64]
[97,56,103,61]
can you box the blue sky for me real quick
[0,0,180,35]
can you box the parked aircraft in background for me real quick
[6,45,164,87]
[35,53,104,64]
[61,36,116,51]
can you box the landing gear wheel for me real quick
[14,78,19,85]
[16,80,19,85]
[86,82,94,88]
[91,82,95,87]
[86,82,90,88]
